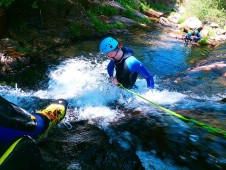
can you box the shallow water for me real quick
[1,26,226,169]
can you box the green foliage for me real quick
[182,0,226,24]
[70,11,125,39]
[107,21,125,29]
[206,27,216,37]
[88,11,108,33]
[140,2,150,12]
[148,2,168,12]
[199,37,208,45]
[137,17,151,24]
[91,4,119,16]
[18,46,30,53]
[0,0,15,8]
[87,11,125,33]
[178,18,185,24]
[70,23,82,38]
[117,0,139,10]
[31,1,38,9]
[124,7,135,20]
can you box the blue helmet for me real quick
[194,29,199,34]
[99,37,118,55]
[188,32,192,36]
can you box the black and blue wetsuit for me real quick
[0,113,47,147]
[184,34,192,43]
[0,96,46,169]
[0,95,50,149]
[107,47,154,89]
[0,96,68,170]
[193,32,201,42]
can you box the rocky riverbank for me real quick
[1,1,226,78]
[0,1,226,77]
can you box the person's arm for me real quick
[126,57,154,89]
[107,60,119,86]
[107,60,115,77]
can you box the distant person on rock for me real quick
[99,37,154,89]
[182,31,193,43]
[192,29,201,42]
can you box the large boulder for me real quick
[182,17,203,32]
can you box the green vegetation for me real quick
[147,2,168,12]
[138,17,151,25]
[198,37,208,45]
[178,18,185,24]
[91,4,119,16]
[70,23,85,39]
[0,0,15,8]
[124,7,136,20]
[70,1,155,39]
[3,0,225,43]
[181,0,226,27]
[70,10,125,39]
[140,2,150,12]
[117,0,139,10]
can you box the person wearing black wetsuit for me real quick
[99,37,154,89]
[193,29,201,42]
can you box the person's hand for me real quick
[146,87,154,95]
[148,84,154,89]
[110,76,119,86]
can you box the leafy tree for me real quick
[0,0,15,8]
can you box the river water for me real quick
[1,26,226,169]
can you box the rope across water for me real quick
[118,83,226,139]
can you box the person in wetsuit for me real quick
[99,37,154,89]
[192,29,201,42]
[183,31,193,43]
[0,96,68,170]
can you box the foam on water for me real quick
[0,57,188,122]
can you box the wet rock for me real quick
[38,120,144,170]
[168,13,182,24]
[220,98,226,103]
[0,38,30,75]
[103,1,126,12]
[200,29,208,37]
[112,16,136,25]
[132,9,149,19]
[215,28,226,35]
[145,9,164,18]
[209,22,219,28]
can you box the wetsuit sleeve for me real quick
[107,60,115,77]
[126,57,154,89]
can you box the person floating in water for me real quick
[0,96,68,170]
[99,37,154,89]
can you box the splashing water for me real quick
[0,57,187,126]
